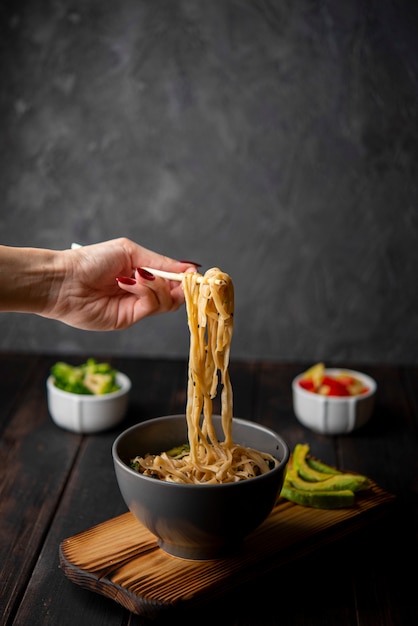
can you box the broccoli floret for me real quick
[50,359,120,395]
[165,444,190,458]
[89,359,115,375]
[84,372,115,395]
[51,362,92,394]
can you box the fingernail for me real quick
[179,260,202,267]
[137,267,156,281]
[116,276,136,285]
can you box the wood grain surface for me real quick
[2,355,416,625]
[60,482,395,618]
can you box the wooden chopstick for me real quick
[141,267,224,285]
[70,244,223,285]
[141,267,186,282]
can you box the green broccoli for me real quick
[50,359,120,395]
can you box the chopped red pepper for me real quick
[319,376,351,396]
[299,378,316,392]
[298,364,368,397]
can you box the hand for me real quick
[0,238,199,331]
[47,238,199,331]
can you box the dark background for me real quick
[1,0,417,365]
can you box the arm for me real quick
[0,238,198,331]
[0,244,61,315]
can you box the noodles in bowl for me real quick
[130,268,279,485]
[112,267,289,559]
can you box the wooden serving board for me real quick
[59,482,395,618]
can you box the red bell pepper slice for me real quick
[299,378,316,392]
[320,376,351,396]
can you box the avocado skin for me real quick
[293,444,339,481]
[306,456,341,476]
[281,484,355,509]
[280,443,370,509]
[287,468,369,493]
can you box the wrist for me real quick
[0,245,66,316]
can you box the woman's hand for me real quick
[0,238,199,331]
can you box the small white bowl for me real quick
[46,372,131,434]
[292,368,377,435]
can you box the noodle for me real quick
[130,268,279,484]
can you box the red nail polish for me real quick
[137,267,156,281]
[179,260,202,267]
[116,276,136,285]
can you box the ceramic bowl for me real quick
[112,414,289,560]
[292,368,377,435]
[46,372,131,434]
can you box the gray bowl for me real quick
[112,414,289,560]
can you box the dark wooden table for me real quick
[1,352,417,626]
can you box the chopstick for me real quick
[141,267,224,285]
[141,267,187,282]
[70,244,222,285]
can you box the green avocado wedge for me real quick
[306,456,342,476]
[281,483,355,509]
[286,468,369,493]
[280,444,371,509]
[293,443,339,481]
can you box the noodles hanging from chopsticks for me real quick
[130,268,279,483]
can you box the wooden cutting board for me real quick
[59,482,395,618]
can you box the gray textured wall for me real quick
[1,0,417,365]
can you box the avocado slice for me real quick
[293,444,339,481]
[306,456,342,476]
[281,483,355,509]
[286,468,369,493]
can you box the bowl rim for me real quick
[112,414,290,489]
[46,371,131,400]
[292,368,377,401]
